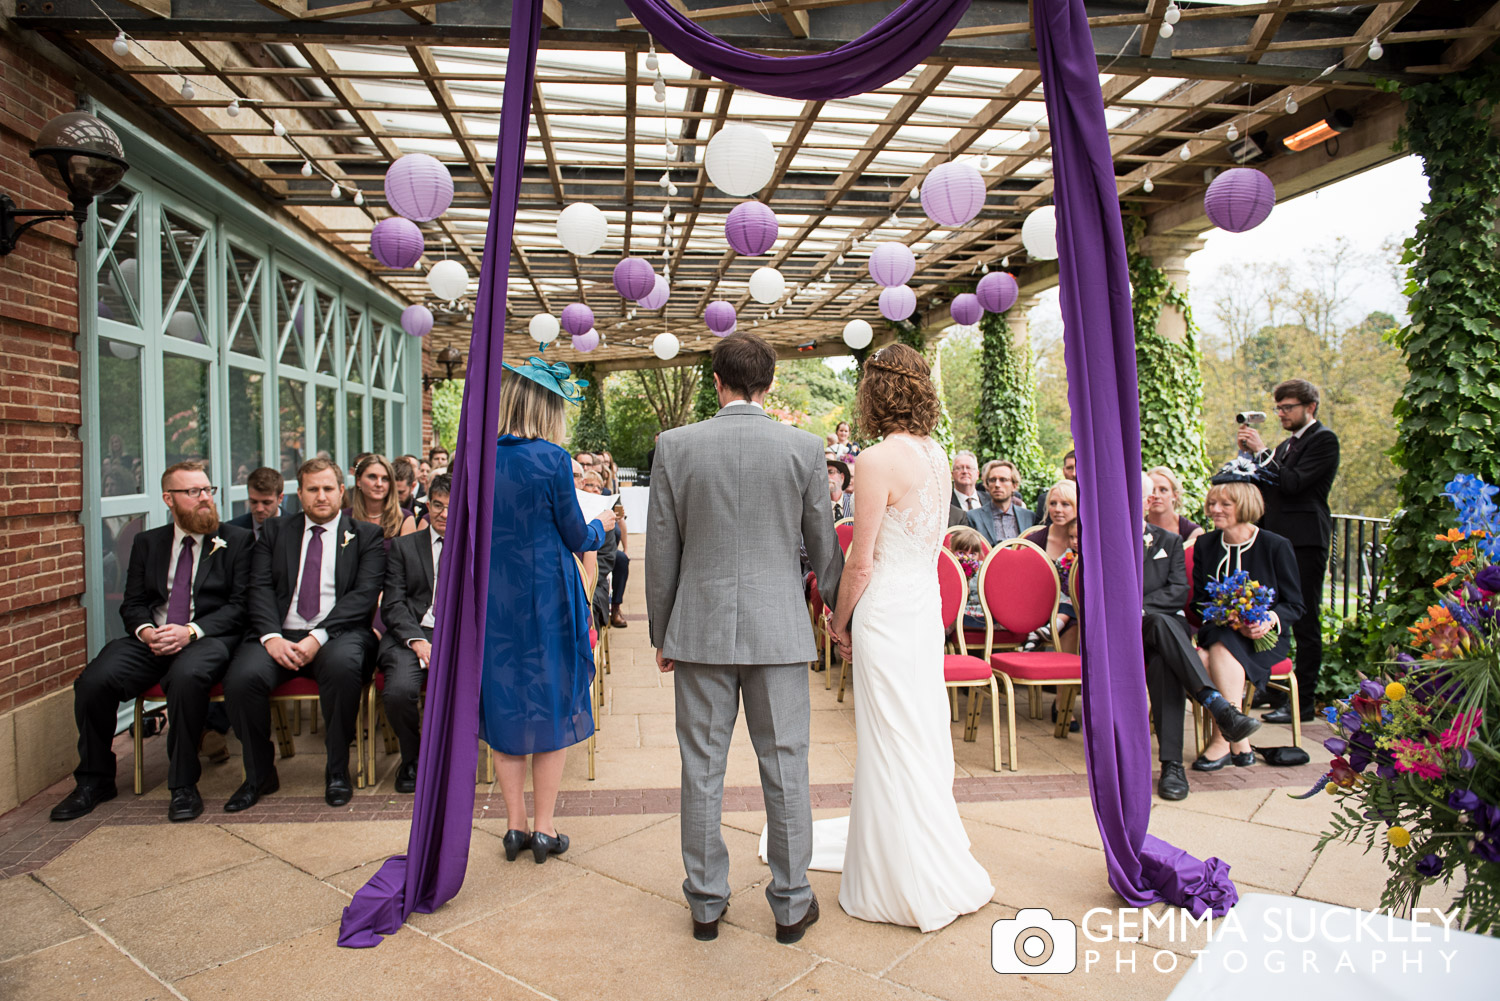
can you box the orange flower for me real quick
[1452,549,1476,568]
[1437,529,1466,543]
[1434,572,1460,588]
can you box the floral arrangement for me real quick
[1201,569,1278,651]
[954,549,983,579]
[1304,475,1500,934]
[1057,549,1077,577]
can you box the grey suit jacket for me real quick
[647,404,844,665]
[965,496,1037,545]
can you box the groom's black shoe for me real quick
[776,896,820,945]
[693,901,728,942]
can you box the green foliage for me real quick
[429,378,463,453]
[773,357,855,433]
[974,310,1049,495]
[692,357,718,423]
[884,319,952,452]
[570,363,610,452]
[939,329,981,452]
[1127,219,1212,511]
[603,372,661,468]
[1382,63,1500,640]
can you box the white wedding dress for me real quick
[760,433,993,932]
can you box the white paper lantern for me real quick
[1021,206,1058,261]
[652,332,680,360]
[704,123,775,197]
[529,312,559,344]
[166,309,202,342]
[426,259,469,301]
[556,202,609,257]
[842,319,874,350]
[747,266,785,304]
[106,339,139,360]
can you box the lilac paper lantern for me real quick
[868,242,915,288]
[950,293,982,327]
[613,257,655,300]
[921,161,987,227]
[638,275,671,310]
[713,323,736,337]
[879,285,916,321]
[1204,167,1275,234]
[705,300,737,334]
[976,271,1019,314]
[572,328,600,352]
[401,303,433,338]
[724,200,779,256]
[561,302,594,338]
[370,217,424,269]
[384,153,454,222]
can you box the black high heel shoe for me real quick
[531,830,569,864]
[503,829,532,862]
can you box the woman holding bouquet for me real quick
[1191,464,1304,771]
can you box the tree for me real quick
[603,373,661,468]
[939,327,981,452]
[429,379,462,453]
[770,357,854,437]
[636,366,698,432]
[692,357,718,422]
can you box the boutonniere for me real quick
[342,530,356,549]
[1143,527,1154,554]
[209,536,227,555]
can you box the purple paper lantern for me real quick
[638,275,671,311]
[725,200,779,256]
[571,329,600,352]
[613,257,656,301]
[714,323,736,337]
[1204,167,1275,234]
[976,271,1019,314]
[561,302,595,338]
[879,285,916,321]
[705,300,737,334]
[950,293,982,327]
[370,217,424,270]
[400,303,433,338]
[97,299,114,320]
[868,242,915,288]
[921,161,987,227]
[384,153,454,222]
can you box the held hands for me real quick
[143,624,193,657]
[1237,426,1265,454]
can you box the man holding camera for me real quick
[1236,379,1340,724]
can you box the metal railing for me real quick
[1327,514,1390,619]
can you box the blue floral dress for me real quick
[480,435,605,755]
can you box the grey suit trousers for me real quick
[673,661,813,926]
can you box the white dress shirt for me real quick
[418,533,442,632]
[1257,418,1319,467]
[137,524,207,641]
[263,515,340,647]
[955,488,981,511]
[722,399,764,410]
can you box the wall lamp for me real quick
[423,346,464,391]
[1,112,128,256]
[1278,110,1354,154]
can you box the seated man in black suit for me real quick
[1137,473,1261,801]
[223,457,386,811]
[53,461,254,823]
[228,466,284,542]
[376,473,450,793]
[393,455,427,526]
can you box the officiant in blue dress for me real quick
[483,357,615,865]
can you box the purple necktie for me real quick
[297,525,325,622]
[165,536,195,625]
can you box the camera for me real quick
[1235,411,1266,425]
[992,908,1077,974]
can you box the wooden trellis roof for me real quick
[20,0,1498,371]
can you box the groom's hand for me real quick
[655,649,675,673]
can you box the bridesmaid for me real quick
[346,454,417,634]
[484,357,615,863]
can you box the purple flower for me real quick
[1472,836,1500,864]
[1416,854,1443,877]
[1394,651,1416,665]
[1376,762,1396,781]
[1359,679,1387,700]
[1324,737,1348,756]
[1480,805,1500,832]
[1340,711,1363,733]
[1458,746,1477,769]
[1475,565,1500,593]
[1450,789,1483,813]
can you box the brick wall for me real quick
[0,33,87,717]
[421,380,435,455]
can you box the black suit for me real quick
[1258,421,1340,703]
[948,488,982,528]
[1139,525,1215,764]
[376,527,437,764]
[224,512,385,784]
[74,521,253,790]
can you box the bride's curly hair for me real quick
[856,343,941,438]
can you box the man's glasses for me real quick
[1273,403,1304,414]
[167,486,218,499]
[427,501,448,516]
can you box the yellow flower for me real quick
[1385,682,1406,702]
[1387,826,1411,848]
[1324,782,1339,796]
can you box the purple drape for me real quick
[1033,0,1237,916]
[337,0,546,948]
[620,0,972,100]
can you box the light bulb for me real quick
[662,205,672,220]
[272,120,286,137]
[180,80,195,100]
[645,51,659,72]
[1143,176,1154,194]
[353,190,364,206]
[1226,124,1239,141]
[1319,64,1336,78]
[658,171,671,190]
[112,31,130,56]
[888,213,899,227]
[1001,256,1010,267]
[1285,95,1299,114]
[1159,22,1174,39]
[668,183,678,196]
[837,255,844,265]
[330,183,341,199]
[1368,39,1383,60]
[910,186,920,199]
[1028,124,1040,143]
[301,160,313,177]
[664,139,677,156]
[981,262,989,273]
[1179,144,1192,160]
[227,99,241,117]
[979,154,992,170]
[1164,2,1181,25]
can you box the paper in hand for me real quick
[576,489,619,522]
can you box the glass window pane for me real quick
[392,400,404,455]
[227,246,263,357]
[390,331,405,396]
[315,385,339,466]
[373,398,387,456]
[279,377,306,482]
[345,307,365,385]
[347,389,366,456]
[278,272,306,369]
[96,188,142,328]
[229,366,264,483]
[97,338,144,496]
[161,208,209,344]
[100,511,148,642]
[315,290,337,376]
[372,325,388,390]
[163,354,212,465]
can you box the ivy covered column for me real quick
[975,298,1048,491]
[572,362,610,452]
[692,355,718,422]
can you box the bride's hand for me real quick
[836,637,853,662]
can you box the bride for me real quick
[824,343,994,932]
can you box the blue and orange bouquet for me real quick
[1302,475,1500,933]
[1202,570,1278,651]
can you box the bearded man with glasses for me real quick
[51,461,255,823]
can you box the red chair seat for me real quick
[943,655,992,682]
[140,682,225,700]
[272,677,322,697]
[1269,658,1293,679]
[989,651,1082,681]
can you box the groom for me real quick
[647,332,844,945]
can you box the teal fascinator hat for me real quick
[501,356,589,406]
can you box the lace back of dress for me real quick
[880,435,947,563]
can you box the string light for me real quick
[910,186,920,199]
[1143,176,1154,194]
[1285,95,1299,114]
[1163,2,1181,25]
[180,79,195,100]
[330,183,342,199]
[353,190,364,206]
[979,154,992,170]
[664,139,677,156]
[668,182,678,196]
[1159,23,1174,39]
[301,160,313,177]
[1226,123,1239,141]
[112,31,129,57]
[658,171,671,191]
[1027,124,1041,144]
[227,99,241,117]
[645,46,659,72]
[1001,256,1010,267]
[272,120,286,137]
[1179,144,1192,160]
[1368,38,1384,60]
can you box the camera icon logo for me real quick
[992,909,1077,975]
